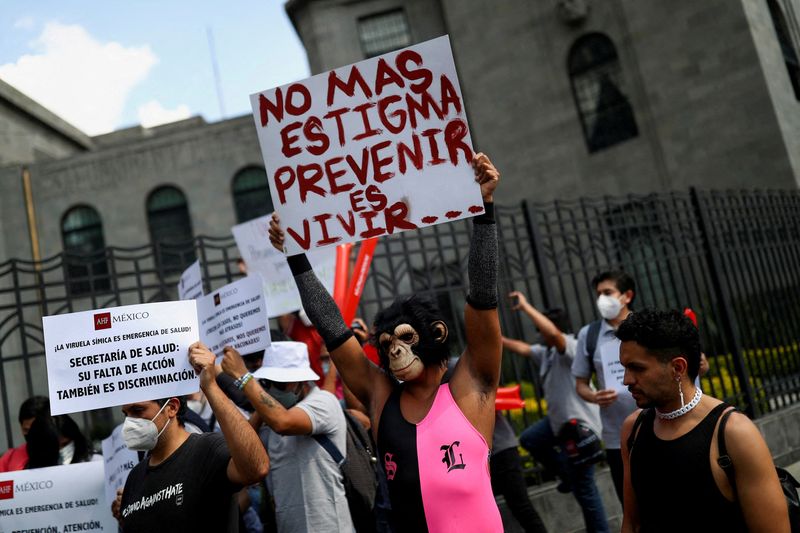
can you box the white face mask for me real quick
[186,399,205,414]
[58,441,75,465]
[596,294,624,320]
[122,401,172,451]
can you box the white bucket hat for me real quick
[252,341,319,383]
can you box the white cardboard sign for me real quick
[232,215,336,317]
[196,274,271,355]
[250,35,483,254]
[0,461,117,531]
[101,424,138,509]
[43,301,200,415]
[177,259,204,300]
[600,342,628,393]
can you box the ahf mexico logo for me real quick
[0,479,13,500]
[94,312,112,331]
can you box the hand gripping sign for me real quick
[250,35,484,254]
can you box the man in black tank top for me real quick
[615,309,789,533]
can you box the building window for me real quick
[767,0,800,100]
[358,9,412,58]
[568,33,639,153]
[232,166,273,223]
[61,205,110,295]
[146,186,195,274]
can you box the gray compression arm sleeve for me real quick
[287,255,354,351]
[467,202,498,310]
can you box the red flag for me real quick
[683,307,698,328]
[342,238,378,325]
[333,243,353,309]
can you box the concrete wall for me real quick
[741,0,800,188]
[0,98,86,166]
[0,115,265,260]
[288,0,800,204]
[289,0,446,74]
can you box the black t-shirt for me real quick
[120,432,239,532]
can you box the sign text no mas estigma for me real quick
[256,43,478,252]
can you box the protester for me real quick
[0,395,51,472]
[25,412,99,468]
[221,341,353,533]
[278,311,326,384]
[503,291,608,533]
[112,341,269,532]
[618,309,789,532]
[268,152,504,532]
[571,270,638,502]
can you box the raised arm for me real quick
[453,153,502,393]
[508,291,567,353]
[269,214,391,410]
[502,336,534,356]
[188,342,270,486]
[220,346,313,436]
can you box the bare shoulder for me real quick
[723,409,766,448]
[620,409,643,450]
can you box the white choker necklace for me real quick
[656,388,703,420]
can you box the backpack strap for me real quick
[586,319,603,362]
[313,434,345,467]
[626,408,650,454]
[716,406,738,495]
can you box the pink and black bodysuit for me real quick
[377,383,503,532]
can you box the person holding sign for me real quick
[269,153,504,532]
[113,341,269,532]
[219,341,353,532]
[570,271,638,503]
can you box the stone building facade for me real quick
[287,0,800,199]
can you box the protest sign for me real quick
[178,259,204,300]
[600,343,628,393]
[43,301,200,415]
[232,215,336,316]
[101,424,138,509]
[250,35,483,254]
[196,274,271,355]
[0,461,117,532]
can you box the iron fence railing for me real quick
[1,188,800,448]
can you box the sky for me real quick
[0,1,310,135]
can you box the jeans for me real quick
[520,417,609,533]
[490,447,548,533]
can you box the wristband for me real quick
[287,254,313,275]
[235,372,254,390]
[473,201,495,225]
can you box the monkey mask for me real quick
[372,296,451,382]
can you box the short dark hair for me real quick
[155,397,188,426]
[543,308,572,334]
[592,270,636,305]
[615,309,701,379]
[19,395,50,423]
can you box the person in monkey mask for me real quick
[269,152,504,533]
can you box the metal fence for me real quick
[2,188,800,448]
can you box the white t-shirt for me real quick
[266,387,354,533]
[529,335,602,438]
